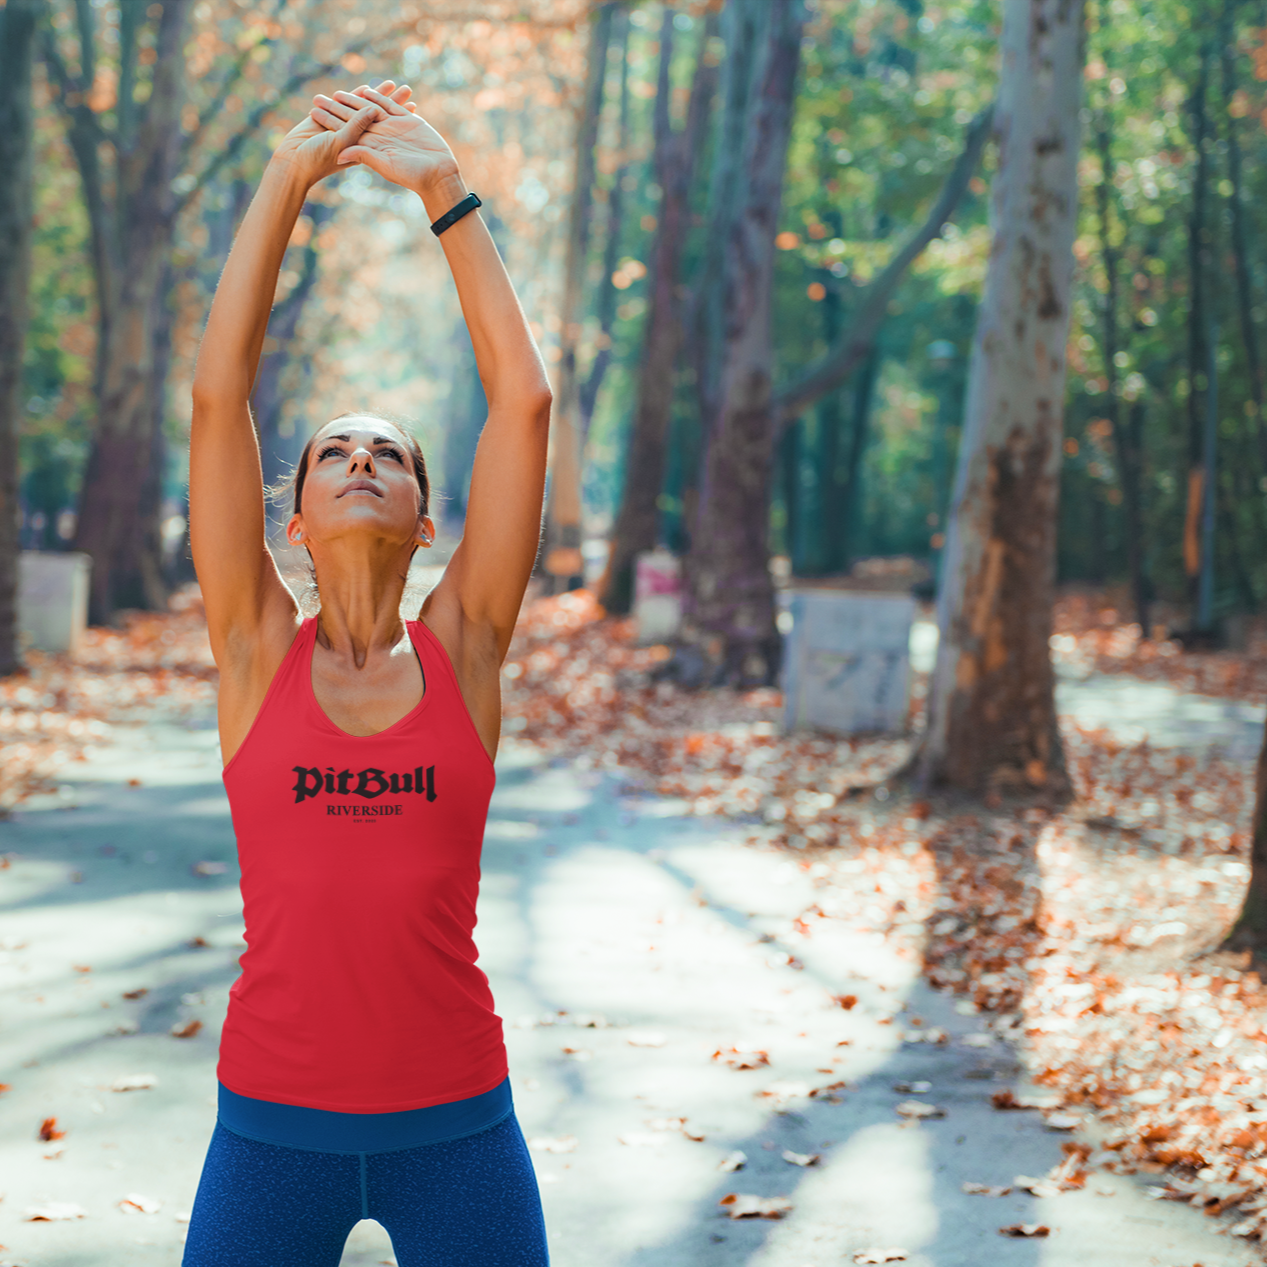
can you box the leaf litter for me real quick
[497,591,1267,1241]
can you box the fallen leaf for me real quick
[1013,1174,1063,1198]
[1043,1112,1081,1131]
[526,1135,577,1154]
[173,1211,192,1224]
[718,1150,747,1172]
[833,994,859,1010]
[853,1249,908,1263]
[111,1073,157,1092]
[893,1081,931,1094]
[38,1116,66,1141]
[121,988,148,1000]
[782,1149,820,1167]
[627,1031,666,1047]
[963,1182,1011,1196]
[188,936,209,948]
[895,1100,945,1119]
[999,1223,1050,1238]
[25,1201,87,1221]
[719,1193,793,1220]
[170,1019,202,1039]
[118,1193,162,1214]
[712,1045,770,1070]
[73,964,91,974]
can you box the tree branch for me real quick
[772,102,995,424]
[173,27,412,218]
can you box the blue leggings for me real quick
[182,1114,549,1266]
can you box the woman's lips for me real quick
[337,480,382,498]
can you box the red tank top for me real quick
[217,616,505,1113]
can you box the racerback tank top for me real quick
[217,616,505,1113]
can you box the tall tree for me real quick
[1182,44,1214,631]
[1091,100,1149,631]
[0,0,43,675]
[42,2,399,621]
[579,5,631,441]
[600,7,719,614]
[42,0,194,621]
[915,0,1086,796]
[682,0,806,682]
[542,0,616,592]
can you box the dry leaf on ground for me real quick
[718,1193,793,1219]
[999,1223,1051,1238]
[118,1193,161,1214]
[526,1136,577,1154]
[718,1150,747,1172]
[963,1182,1011,1196]
[170,1019,202,1039]
[25,1202,87,1221]
[852,1249,908,1264]
[111,1073,157,1091]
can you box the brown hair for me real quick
[289,411,430,518]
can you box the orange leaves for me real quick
[711,1046,769,1071]
[170,1019,203,1039]
[38,1117,65,1141]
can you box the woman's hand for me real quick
[270,84,414,187]
[310,83,460,197]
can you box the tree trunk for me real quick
[44,0,193,622]
[1091,106,1148,631]
[838,348,881,570]
[599,9,719,615]
[579,7,631,441]
[543,1,616,592]
[1183,46,1213,631]
[684,0,806,684]
[0,0,41,675]
[1220,1,1267,468]
[915,0,1085,798]
[1223,725,1267,962]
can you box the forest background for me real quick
[12,0,1267,1246]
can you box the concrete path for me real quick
[1,708,1257,1267]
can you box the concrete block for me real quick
[19,551,91,654]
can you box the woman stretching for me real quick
[184,80,551,1266]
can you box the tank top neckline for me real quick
[302,616,433,742]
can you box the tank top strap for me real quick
[407,618,460,697]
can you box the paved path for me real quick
[1,707,1257,1267]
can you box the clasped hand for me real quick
[272,80,459,196]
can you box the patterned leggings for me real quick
[182,1113,549,1266]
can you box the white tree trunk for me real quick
[917,0,1086,795]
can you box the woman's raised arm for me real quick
[313,84,553,666]
[188,98,388,667]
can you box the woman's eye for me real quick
[317,446,343,460]
[380,448,404,462]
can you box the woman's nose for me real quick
[349,446,375,471]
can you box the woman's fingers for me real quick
[333,101,384,146]
[309,106,344,132]
[337,84,409,116]
[312,93,360,123]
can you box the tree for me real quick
[682,0,807,683]
[915,0,1086,797]
[542,0,616,592]
[41,0,407,622]
[0,0,43,675]
[600,6,719,614]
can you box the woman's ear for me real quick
[286,513,305,545]
[417,514,436,547]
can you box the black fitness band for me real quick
[430,192,482,237]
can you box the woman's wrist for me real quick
[417,170,469,224]
[263,153,318,198]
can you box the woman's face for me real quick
[287,418,432,552]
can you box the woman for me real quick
[183,80,552,1266]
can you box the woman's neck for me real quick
[309,543,414,668]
